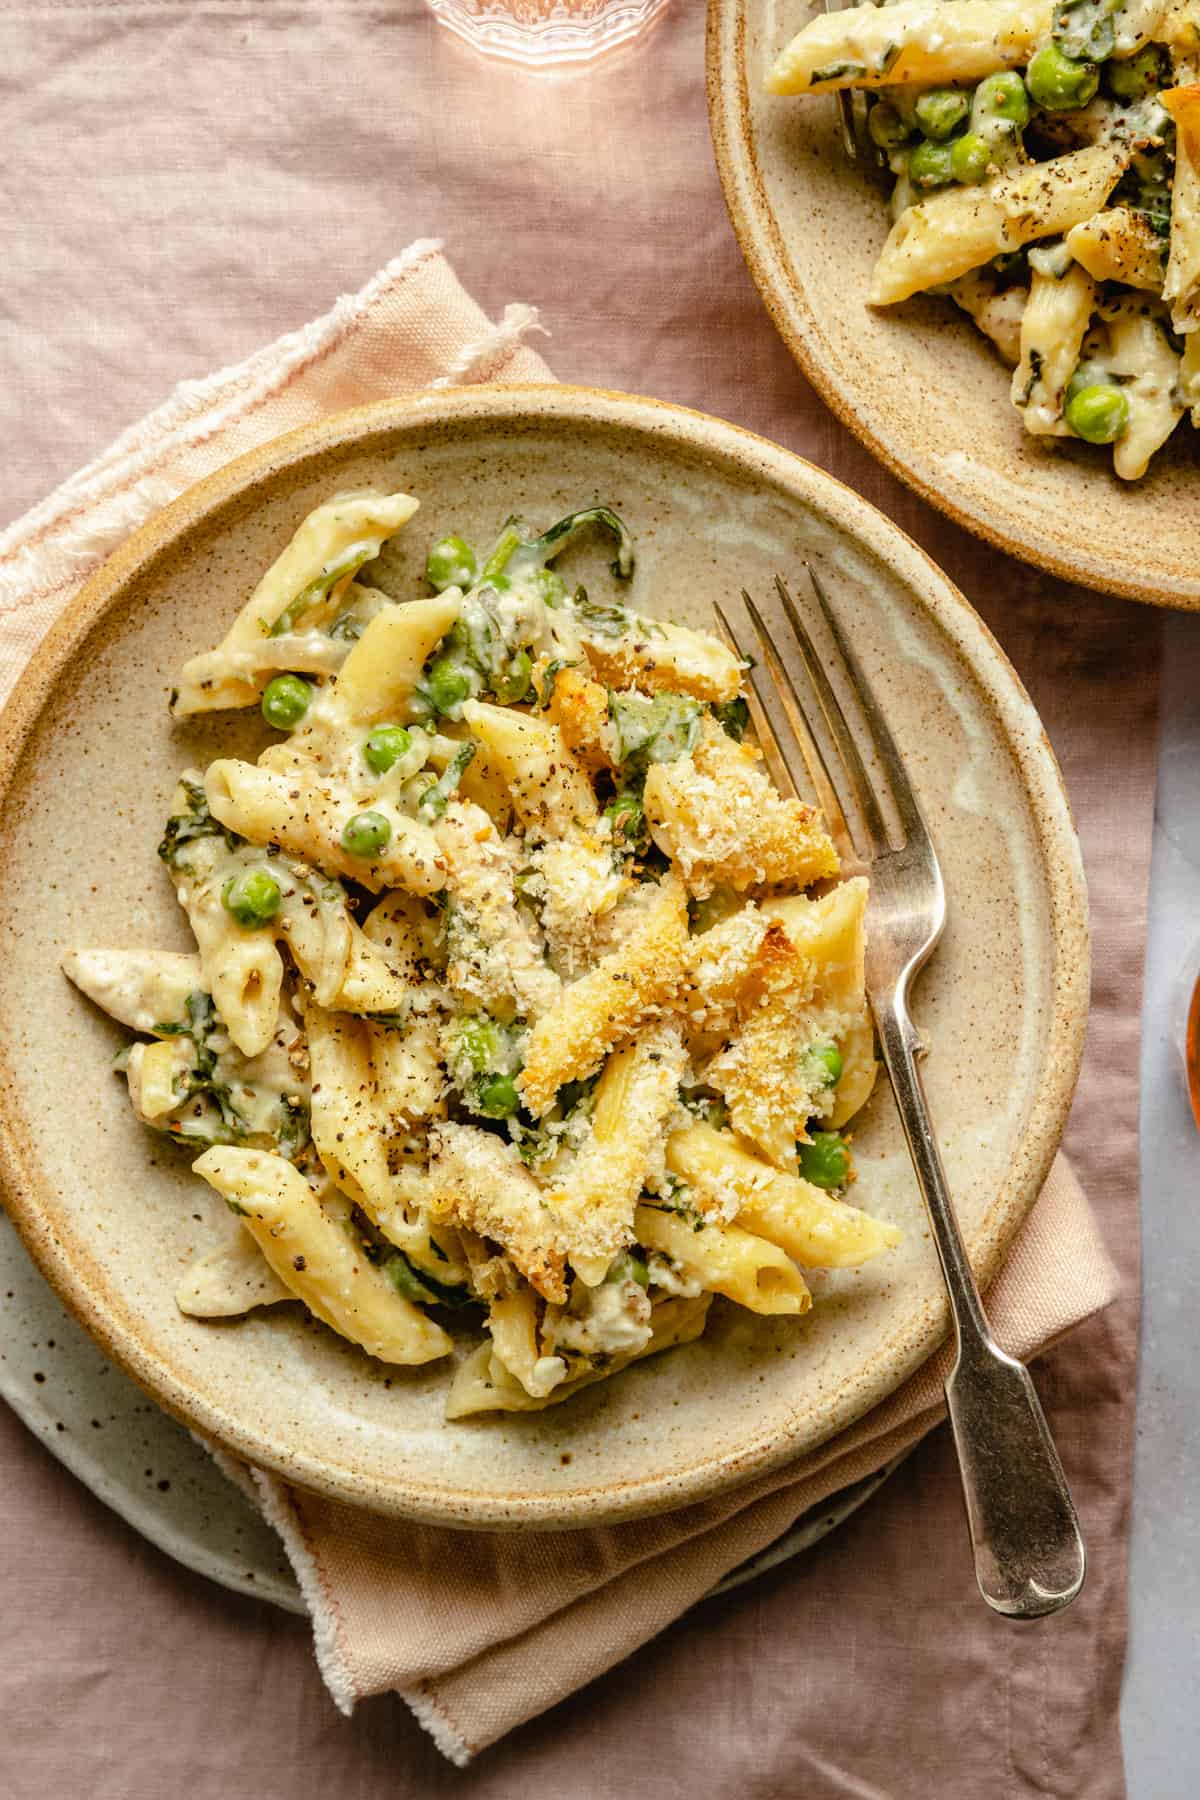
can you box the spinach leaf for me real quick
[157,990,248,1140]
[711,696,750,741]
[418,742,477,822]
[609,690,702,773]
[157,779,241,867]
[525,506,634,581]
[326,608,366,642]
[265,544,370,638]
[811,61,866,83]
[275,1098,311,1161]
[572,590,638,639]
[384,1251,474,1308]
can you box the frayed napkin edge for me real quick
[249,1465,359,1719]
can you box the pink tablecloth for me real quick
[0,2,1154,1795]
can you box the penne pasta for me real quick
[1181,328,1200,423]
[62,949,205,1035]
[870,145,1129,306]
[445,1295,712,1417]
[333,594,463,724]
[1012,264,1098,436]
[176,1227,293,1317]
[644,720,839,896]
[204,759,447,896]
[485,1285,567,1399]
[579,618,742,703]
[1100,297,1185,479]
[192,1148,451,1364]
[461,700,599,833]
[73,490,893,1416]
[1066,208,1166,293]
[172,491,419,714]
[549,1019,689,1284]
[634,1204,812,1316]
[517,873,689,1114]
[666,1123,900,1269]
[769,0,1053,98]
[428,1121,570,1302]
[1161,84,1200,332]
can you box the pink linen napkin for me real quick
[0,247,1117,1766]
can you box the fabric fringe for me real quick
[432,302,548,388]
[250,1468,359,1719]
[396,1686,474,1768]
[0,475,181,613]
[207,1442,473,1760]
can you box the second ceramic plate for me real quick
[707,0,1200,608]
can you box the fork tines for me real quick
[713,567,930,872]
[822,0,859,162]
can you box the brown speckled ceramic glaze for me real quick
[707,0,1199,609]
[0,387,1088,1527]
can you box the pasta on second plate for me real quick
[769,0,1200,478]
[65,488,900,1417]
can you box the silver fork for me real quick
[821,0,859,161]
[714,570,1086,1620]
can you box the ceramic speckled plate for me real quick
[0,385,1088,1529]
[707,0,1200,608]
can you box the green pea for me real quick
[914,88,970,141]
[531,568,568,607]
[458,1016,504,1073]
[1064,383,1129,444]
[798,1131,852,1191]
[808,1042,844,1088]
[494,649,533,704]
[221,868,281,928]
[426,535,477,593]
[341,809,392,857]
[477,1073,520,1118]
[972,71,1031,128]
[950,131,992,184]
[362,723,413,774]
[868,101,914,149]
[908,140,955,189]
[1105,46,1165,104]
[424,654,473,716]
[603,789,645,848]
[1027,45,1099,112]
[261,674,312,730]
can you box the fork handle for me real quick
[875,996,1086,1620]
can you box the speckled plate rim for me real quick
[705,0,1200,612]
[0,384,1089,1527]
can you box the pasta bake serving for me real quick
[64,489,899,1417]
[768,0,1200,478]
